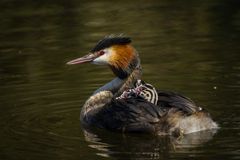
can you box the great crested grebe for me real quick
[67,36,218,136]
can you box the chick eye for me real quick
[99,50,105,56]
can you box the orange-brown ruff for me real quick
[109,45,136,69]
[67,36,218,136]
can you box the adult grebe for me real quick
[67,36,218,136]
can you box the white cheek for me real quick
[92,49,111,65]
[92,54,109,65]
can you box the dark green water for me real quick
[0,0,240,159]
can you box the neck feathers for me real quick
[93,45,142,95]
[109,44,140,79]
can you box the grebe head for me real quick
[67,36,140,79]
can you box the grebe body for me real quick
[67,36,218,136]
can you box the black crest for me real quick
[91,36,131,52]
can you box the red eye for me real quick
[99,50,105,56]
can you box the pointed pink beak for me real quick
[66,53,97,65]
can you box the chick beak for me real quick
[66,53,97,65]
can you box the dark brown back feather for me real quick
[157,90,200,114]
[83,91,201,133]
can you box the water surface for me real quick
[0,0,240,160]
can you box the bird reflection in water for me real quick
[82,126,217,159]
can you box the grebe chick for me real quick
[116,79,158,105]
[67,36,218,136]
